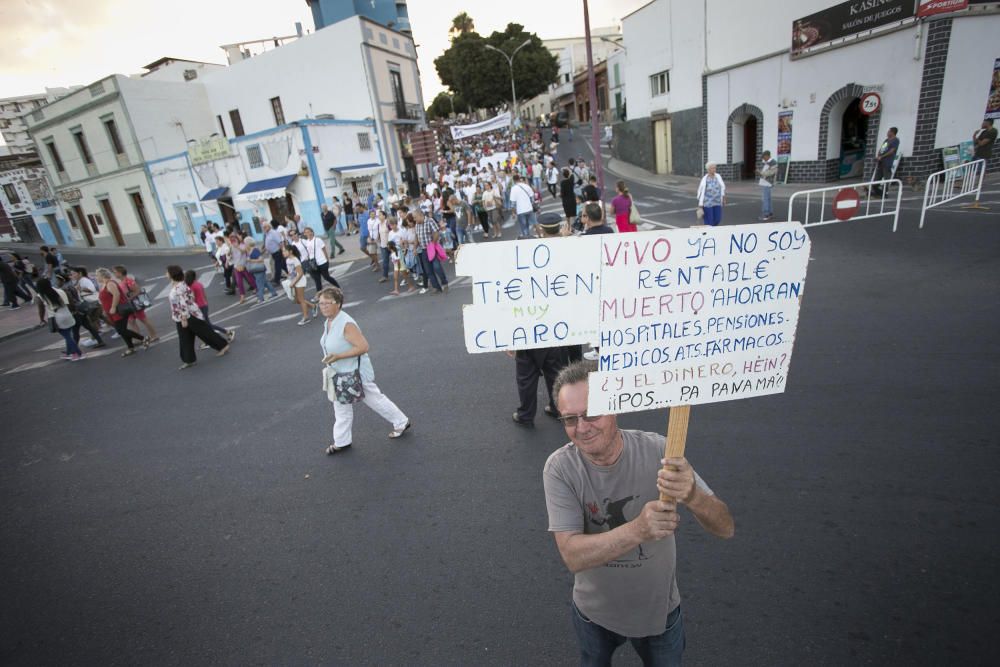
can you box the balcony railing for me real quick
[393,101,423,122]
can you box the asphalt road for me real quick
[1,133,998,666]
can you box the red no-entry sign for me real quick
[833,188,861,221]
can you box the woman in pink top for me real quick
[611,180,637,233]
[184,269,233,339]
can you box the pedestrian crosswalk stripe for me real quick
[261,313,301,324]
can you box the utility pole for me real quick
[485,39,532,132]
[583,0,604,193]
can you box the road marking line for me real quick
[261,313,300,324]
[5,360,59,375]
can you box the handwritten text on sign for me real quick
[589,223,810,414]
[457,236,603,352]
[457,223,810,414]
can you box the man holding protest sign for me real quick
[544,360,734,666]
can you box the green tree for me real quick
[426,91,468,119]
[449,12,475,40]
[434,21,558,112]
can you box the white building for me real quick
[22,14,426,248]
[1,88,80,155]
[520,27,623,124]
[617,0,1000,181]
[25,74,218,248]
[0,154,61,244]
[607,50,627,123]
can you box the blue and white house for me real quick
[23,14,425,248]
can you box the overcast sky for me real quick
[0,0,646,144]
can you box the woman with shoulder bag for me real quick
[318,287,410,454]
[245,237,278,303]
[113,265,159,342]
[34,278,85,361]
[696,162,726,227]
[95,268,146,357]
[611,180,639,233]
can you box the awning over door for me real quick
[237,174,296,201]
[200,186,229,201]
[330,164,385,179]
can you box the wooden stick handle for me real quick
[659,405,691,502]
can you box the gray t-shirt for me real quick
[543,429,713,637]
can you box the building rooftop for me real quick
[143,56,223,71]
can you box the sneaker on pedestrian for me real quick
[8,304,19,309]
[419,288,428,295]
[70,353,84,362]
[200,343,210,350]
[81,338,97,347]
[60,353,71,360]
[227,329,236,342]
[583,350,599,361]
[297,318,311,326]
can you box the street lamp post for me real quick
[485,39,532,132]
[583,0,605,193]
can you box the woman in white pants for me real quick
[319,287,410,454]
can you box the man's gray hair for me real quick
[553,359,598,407]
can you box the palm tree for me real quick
[449,12,475,40]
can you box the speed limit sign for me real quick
[860,92,881,116]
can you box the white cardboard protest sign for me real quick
[457,236,603,352]
[458,222,811,415]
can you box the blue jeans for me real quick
[572,602,685,667]
[417,250,447,291]
[516,211,536,238]
[760,185,773,217]
[380,246,391,279]
[58,327,82,356]
[252,269,277,301]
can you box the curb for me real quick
[0,322,42,344]
[0,242,205,257]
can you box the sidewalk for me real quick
[0,301,46,343]
[604,155,829,199]
[0,241,205,257]
[603,152,1000,200]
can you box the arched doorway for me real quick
[818,83,881,181]
[837,99,868,179]
[726,104,764,181]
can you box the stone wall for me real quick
[612,118,655,173]
[670,107,703,176]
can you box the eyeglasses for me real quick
[557,413,603,428]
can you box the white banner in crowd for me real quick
[450,112,511,140]
[457,222,812,413]
[478,151,516,171]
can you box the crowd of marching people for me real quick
[2,122,645,369]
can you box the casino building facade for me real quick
[616,0,1000,183]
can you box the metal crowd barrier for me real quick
[786,179,904,232]
[918,158,986,229]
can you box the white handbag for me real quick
[53,305,75,330]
